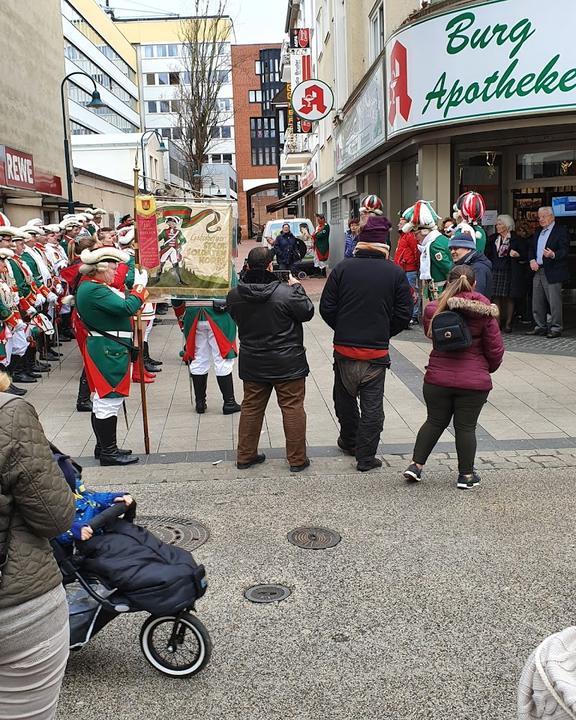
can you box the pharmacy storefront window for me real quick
[517,150,576,180]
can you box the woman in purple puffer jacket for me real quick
[404,265,504,489]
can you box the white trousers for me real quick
[189,321,234,377]
[160,247,179,265]
[92,391,124,420]
[2,327,29,364]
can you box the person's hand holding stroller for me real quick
[72,494,134,541]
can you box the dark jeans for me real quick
[333,361,386,463]
[237,378,307,466]
[413,383,489,474]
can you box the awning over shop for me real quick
[266,185,311,212]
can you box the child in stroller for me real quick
[51,448,211,678]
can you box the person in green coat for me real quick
[75,246,148,466]
[402,200,452,302]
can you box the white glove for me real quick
[133,268,148,288]
[54,283,63,295]
[61,294,75,306]
[12,291,20,305]
[47,292,58,304]
[15,320,26,332]
[34,294,44,308]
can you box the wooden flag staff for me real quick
[132,158,151,455]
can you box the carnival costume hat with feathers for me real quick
[360,194,384,216]
[401,200,440,235]
[453,191,486,241]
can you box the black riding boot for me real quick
[191,374,208,414]
[217,374,241,415]
[12,354,38,383]
[24,346,41,378]
[91,412,132,459]
[4,360,27,396]
[143,341,162,373]
[76,370,93,412]
[93,415,139,466]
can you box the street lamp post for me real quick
[139,130,168,193]
[60,71,105,214]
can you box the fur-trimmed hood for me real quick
[447,291,499,318]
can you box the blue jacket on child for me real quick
[57,478,124,544]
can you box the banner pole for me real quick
[133,158,151,455]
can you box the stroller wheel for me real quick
[140,612,212,677]
[297,270,307,280]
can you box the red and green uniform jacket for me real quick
[21,251,50,299]
[7,257,39,314]
[422,234,453,301]
[173,302,237,363]
[76,279,145,398]
[313,223,330,261]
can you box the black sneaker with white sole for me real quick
[403,463,422,482]
[456,472,481,489]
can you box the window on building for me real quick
[216,70,229,83]
[369,2,385,61]
[170,100,180,113]
[145,73,155,85]
[221,126,231,139]
[157,73,169,85]
[181,71,190,85]
[217,98,232,112]
[249,90,262,103]
[255,61,262,75]
[168,44,179,56]
[68,82,138,132]
[70,121,96,135]
[169,72,180,85]
[171,127,182,140]
[160,100,170,113]
[160,128,171,138]
[144,45,154,58]
[156,44,168,57]
[147,101,158,113]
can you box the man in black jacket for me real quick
[319,214,412,471]
[448,230,493,298]
[526,206,570,338]
[227,247,314,472]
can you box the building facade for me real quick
[0,0,67,225]
[231,44,283,237]
[296,0,576,265]
[62,0,140,136]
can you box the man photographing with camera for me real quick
[226,247,314,473]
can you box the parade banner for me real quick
[147,201,234,300]
[135,195,160,270]
[386,0,576,138]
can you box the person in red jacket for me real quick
[403,264,504,489]
[394,217,420,324]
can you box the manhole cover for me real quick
[138,516,209,551]
[287,526,341,550]
[244,584,291,604]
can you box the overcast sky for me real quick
[106,0,287,44]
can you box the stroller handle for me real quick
[89,502,130,530]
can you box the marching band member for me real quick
[75,246,148,466]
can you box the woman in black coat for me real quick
[485,214,520,332]
[273,223,299,272]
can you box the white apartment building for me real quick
[61,0,140,136]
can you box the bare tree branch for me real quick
[175,0,232,193]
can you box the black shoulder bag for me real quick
[430,311,472,352]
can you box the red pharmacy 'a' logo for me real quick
[388,41,412,125]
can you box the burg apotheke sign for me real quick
[386,0,576,138]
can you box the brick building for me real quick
[231,44,284,238]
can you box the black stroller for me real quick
[51,452,212,678]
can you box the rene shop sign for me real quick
[386,0,576,137]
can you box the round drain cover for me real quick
[244,584,291,604]
[138,516,209,551]
[287,526,341,550]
